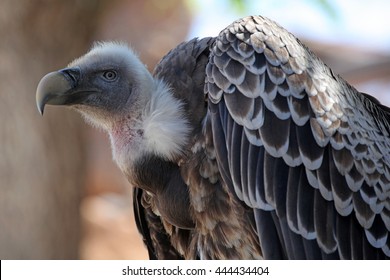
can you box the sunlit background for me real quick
[0,0,389,260]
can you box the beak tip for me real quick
[36,88,46,115]
[37,104,44,115]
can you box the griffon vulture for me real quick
[36,15,390,259]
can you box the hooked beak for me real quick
[36,67,80,115]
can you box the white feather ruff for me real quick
[142,80,191,160]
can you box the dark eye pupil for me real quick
[103,71,116,80]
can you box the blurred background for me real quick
[0,0,389,259]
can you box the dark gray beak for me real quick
[36,67,80,115]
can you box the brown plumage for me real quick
[36,15,390,259]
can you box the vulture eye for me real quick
[102,70,117,81]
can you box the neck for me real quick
[108,79,191,174]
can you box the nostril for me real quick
[60,67,80,86]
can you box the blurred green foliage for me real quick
[230,0,338,19]
[187,0,339,19]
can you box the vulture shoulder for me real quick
[153,36,263,259]
[204,15,390,259]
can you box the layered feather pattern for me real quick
[205,15,390,258]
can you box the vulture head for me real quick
[37,43,146,124]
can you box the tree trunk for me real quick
[0,0,104,259]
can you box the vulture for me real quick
[36,15,390,259]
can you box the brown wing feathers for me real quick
[206,15,390,258]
